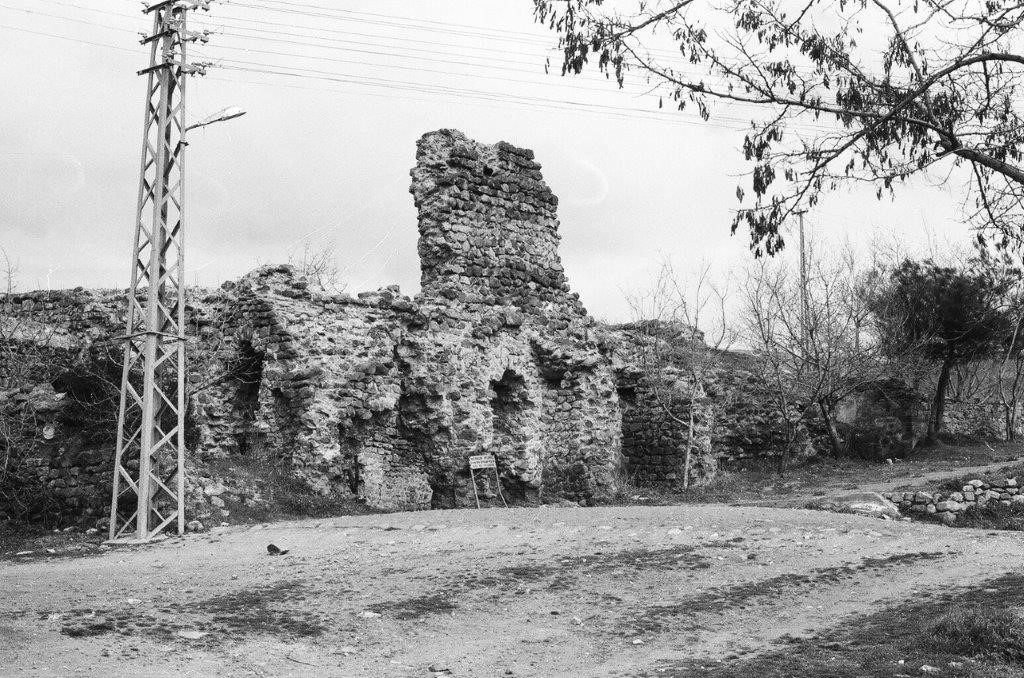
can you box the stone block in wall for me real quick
[358,450,433,511]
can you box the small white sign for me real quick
[468,454,497,470]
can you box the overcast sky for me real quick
[0,0,974,321]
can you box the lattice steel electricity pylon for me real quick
[109,0,212,543]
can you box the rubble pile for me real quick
[884,478,1024,524]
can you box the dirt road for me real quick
[4,504,1024,677]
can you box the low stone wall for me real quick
[882,477,1024,524]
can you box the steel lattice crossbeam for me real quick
[109,1,194,543]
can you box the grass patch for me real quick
[924,607,1024,661]
[630,572,1024,678]
[366,593,458,620]
[59,581,331,641]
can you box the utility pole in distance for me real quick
[108,0,213,543]
[796,210,809,359]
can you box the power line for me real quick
[35,0,560,61]
[211,59,841,134]
[199,24,743,90]
[197,39,685,100]
[0,21,138,53]
[0,9,837,135]
[0,1,843,135]
[0,2,140,34]
[205,26,554,69]
[35,0,141,20]
[201,48,839,133]
[37,0,848,83]
[194,46,838,133]
[225,0,554,47]
[205,33,568,80]
[10,0,618,90]
[11,0,712,88]
[228,0,556,43]
[223,0,840,76]
[6,0,697,97]
[180,25,836,130]
[212,0,866,90]
[205,71,715,127]
[214,63,708,124]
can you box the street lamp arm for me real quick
[185,106,246,132]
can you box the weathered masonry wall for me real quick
[4,384,112,520]
[20,128,1002,526]
[0,289,125,521]
[703,352,797,465]
[187,130,624,513]
[0,131,632,524]
[0,288,124,389]
[188,266,621,511]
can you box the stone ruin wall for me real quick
[0,289,125,520]
[606,324,717,486]
[175,129,626,518]
[8,129,1006,526]
[191,263,622,514]
[1,131,630,524]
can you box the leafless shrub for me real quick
[288,241,344,293]
[740,240,903,461]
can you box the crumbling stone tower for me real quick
[410,129,587,320]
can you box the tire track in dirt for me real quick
[626,551,947,634]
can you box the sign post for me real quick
[468,454,508,509]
